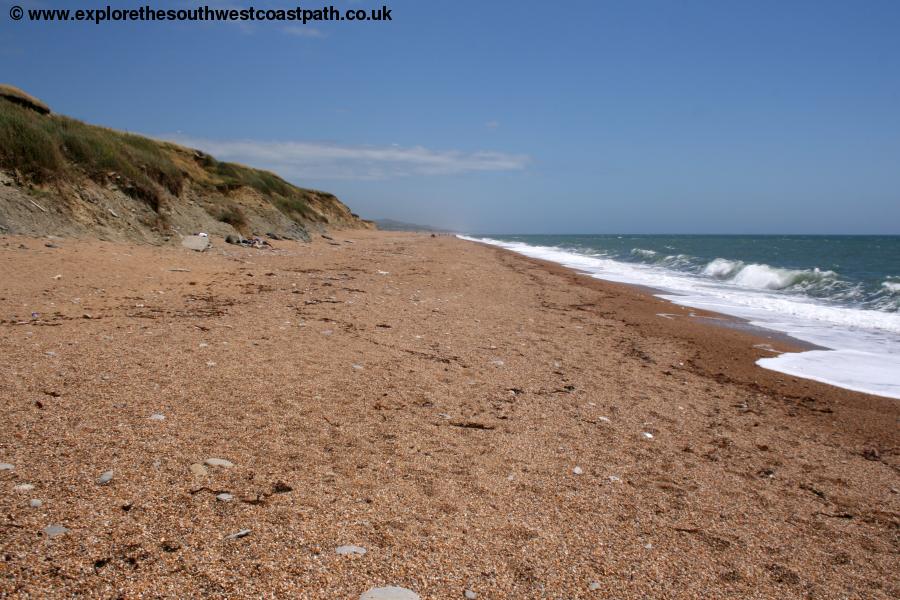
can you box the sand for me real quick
[0,231,897,598]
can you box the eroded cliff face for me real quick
[0,90,373,243]
[0,170,372,243]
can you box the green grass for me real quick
[0,96,318,223]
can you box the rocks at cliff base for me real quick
[181,235,211,252]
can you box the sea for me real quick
[458,234,900,400]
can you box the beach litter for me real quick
[97,470,114,485]
[335,545,367,556]
[14,484,34,492]
[0,463,14,471]
[643,432,654,439]
[216,493,234,502]
[572,466,584,475]
[29,499,42,508]
[204,458,234,468]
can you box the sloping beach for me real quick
[1,232,897,598]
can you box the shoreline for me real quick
[1,231,897,598]
[460,235,899,399]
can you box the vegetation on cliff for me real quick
[0,87,370,240]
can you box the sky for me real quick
[2,0,900,234]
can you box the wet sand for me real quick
[1,231,897,598]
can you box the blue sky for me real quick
[3,0,900,233]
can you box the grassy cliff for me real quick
[0,87,371,241]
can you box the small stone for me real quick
[97,471,114,485]
[216,493,234,502]
[226,529,251,540]
[360,587,419,600]
[204,458,234,468]
[335,545,366,555]
[14,483,34,492]
[573,466,583,475]
[0,463,14,471]
[352,364,364,370]
[29,499,43,508]
[44,524,69,538]
[589,581,601,591]
[597,416,610,423]
[643,432,654,439]
[608,475,621,483]
[464,590,477,599]
[644,543,653,549]
[149,413,166,421]
[190,463,208,476]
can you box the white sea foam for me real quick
[459,235,900,399]
[631,248,657,258]
[883,281,900,293]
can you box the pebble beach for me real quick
[1,231,897,598]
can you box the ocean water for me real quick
[459,234,900,399]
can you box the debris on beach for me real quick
[359,587,420,600]
[572,466,584,475]
[204,458,234,468]
[29,499,42,508]
[335,545,366,555]
[225,529,251,540]
[44,524,69,538]
[14,483,34,492]
[464,590,477,599]
[216,493,234,502]
[642,432,654,439]
[97,470,114,485]
[0,463,14,471]
[149,413,166,421]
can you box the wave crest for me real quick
[702,258,837,291]
[702,258,744,279]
